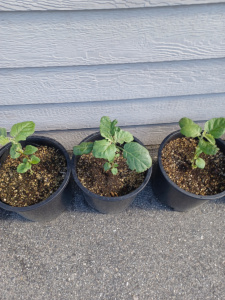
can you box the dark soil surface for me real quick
[161,137,225,195]
[0,146,67,207]
[76,153,146,197]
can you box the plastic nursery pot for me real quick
[0,136,72,222]
[152,130,225,212]
[72,132,152,214]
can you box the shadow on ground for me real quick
[69,179,171,214]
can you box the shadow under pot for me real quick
[152,130,225,212]
[72,132,152,214]
[0,136,72,222]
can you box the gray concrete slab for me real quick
[1,150,225,300]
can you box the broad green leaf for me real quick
[180,124,202,138]
[73,142,94,155]
[93,140,116,161]
[115,130,134,144]
[204,118,225,138]
[100,116,115,141]
[0,136,10,146]
[10,121,35,142]
[0,128,7,137]
[123,142,152,173]
[0,128,9,145]
[179,117,198,129]
[198,139,218,155]
[111,168,118,175]
[10,143,22,159]
[104,162,111,171]
[23,145,38,155]
[17,162,31,173]
[30,155,40,164]
[100,116,119,141]
[179,117,202,137]
[111,119,118,136]
[114,163,118,168]
[204,133,215,145]
[23,158,28,163]
[195,158,205,169]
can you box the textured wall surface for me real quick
[1,0,225,11]
[1,1,225,148]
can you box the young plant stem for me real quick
[192,137,203,169]
[116,145,124,152]
[17,149,34,174]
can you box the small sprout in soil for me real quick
[0,121,40,173]
[73,116,152,175]
[179,117,225,169]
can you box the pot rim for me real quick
[158,130,225,200]
[0,135,71,212]
[72,131,152,202]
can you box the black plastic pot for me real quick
[72,132,152,214]
[152,130,225,212]
[0,136,71,222]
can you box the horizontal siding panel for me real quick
[1,4,225,69]
[2,59,225,105]
[1,0,225,11]
[1,94,225,131]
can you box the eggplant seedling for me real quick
[0,121,40,173]
[73,116,152,175]
[179,117,225,169]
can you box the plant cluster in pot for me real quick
[153,117,225,212]
[0,122,71,222]
[72,116,152,214]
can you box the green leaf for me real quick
[0,128,7,137]
[194,145,203,158]
[0,136,10,146]
[179,117,198,128]
[195,158,205,169]
[73,142,94,155]
[111,168,118,175]
[113,163,119,168]
[10,121,35,142]
[23,158,28,163]
[123,142,152,173]
[100,116,117,141]
[204,133,215,145]
[114,129,134,144]
[10,143,22,159]
[198,139,218,155]
[93,140,117,161]
[0,128,9,145]
[30,155,40,164]
[179,117,202,138]
[104,162,111,171]
[23,145,38,155]
[204,118,225,138]
[111,119,118,136]
[180,124,202,138]
[17,162,31,173]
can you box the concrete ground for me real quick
[1,148,225,300]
